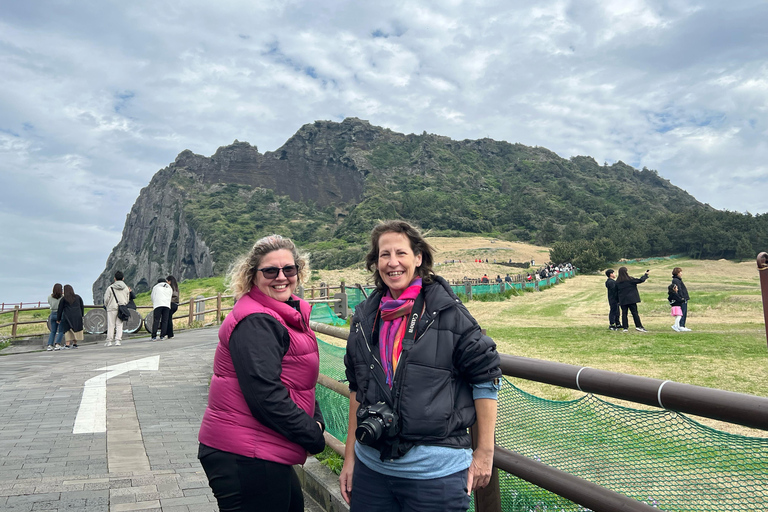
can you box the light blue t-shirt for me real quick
[354,380,501,480]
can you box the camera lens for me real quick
[355,416,385,445]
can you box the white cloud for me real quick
[1,0,767,301]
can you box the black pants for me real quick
[167,302,178,338]
[199,448,303,512]
[608,300,620,327]
[621,303,643,329]
[152,306,170,338]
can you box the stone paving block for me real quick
[110,493,138,505]
[159,495,210,507]
[112,500,161,511]
[83,482,110,491]
[8,483,38,495]
[33,483,84,493]
[157,488,185,499]
[108,478,133,489]
[135,489,162,500]
[33,498,87,510]
[3,503,35,512]
[186,504,218,512]
[7,492,61,505]
[181,487,211,498]
[110,485,157,498]
[155,482,181,493]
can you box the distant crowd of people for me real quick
[44,271,180,350]
[464,262,573,285]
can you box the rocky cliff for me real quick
[94,116,726,303]
[92,118,378,302]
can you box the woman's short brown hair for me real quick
[672,267,683,277]
[365,220,435,292]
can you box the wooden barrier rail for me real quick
[1,291,341,339]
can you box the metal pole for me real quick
[758,252,768,350]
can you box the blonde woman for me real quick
[198,234,325,512]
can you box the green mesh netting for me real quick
[314,337,768,511]
[344,272,575,312]
[310,302,347,326]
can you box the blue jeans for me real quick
[47,312,64,346]
[350,456,470,512]
[680,302,688,327]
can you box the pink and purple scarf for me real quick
[378,278,422,387]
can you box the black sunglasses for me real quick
[257,265,300,279]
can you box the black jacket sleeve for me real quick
[313,400,325,432]
[452,305,502,385]
[229,313,325,454]
[57,299,65,320]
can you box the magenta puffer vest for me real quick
[198,286,319,465]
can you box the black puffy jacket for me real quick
[345,276,501,460]
[671,275,689,302]
[616,274,649,306]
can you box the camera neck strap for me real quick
[401,292,424,351]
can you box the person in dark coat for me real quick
[671,267,691,331]
[127,287,137,310]
[339,220,501,512]
[604,269,620,330]
[668,283,685,332]
[616,267,649,332]
[57,284,84,349]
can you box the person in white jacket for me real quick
[104,271,131,347]
[151,278,173,340]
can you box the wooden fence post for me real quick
[195,295,205,322]
[188,297,195,326]
[216,293,222,323]
[12,306,19,337]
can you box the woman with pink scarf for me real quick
[340,220,502,512]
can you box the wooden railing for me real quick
[0,289,344,339]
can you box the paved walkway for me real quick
[0,328,223,511]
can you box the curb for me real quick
[295,457,350,512]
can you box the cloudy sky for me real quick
[1,0,767,304]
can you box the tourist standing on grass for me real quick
[339,220,501,512]
[671,268,691,331]
[198,234,325,512]
[668,283,685,332]
[104,271,131,347]
[604,269,620,331]
[150,278,173,340]
[57,285,84,349]
[46,283,65,350]
[616,267,649,332]
[166,275,180,339]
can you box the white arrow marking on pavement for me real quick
[73,356,160,434]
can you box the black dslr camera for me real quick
[355,402,399,445]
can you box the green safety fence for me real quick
[314,337,768,511]
[345,271,575,312]
[310,302,347,326]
